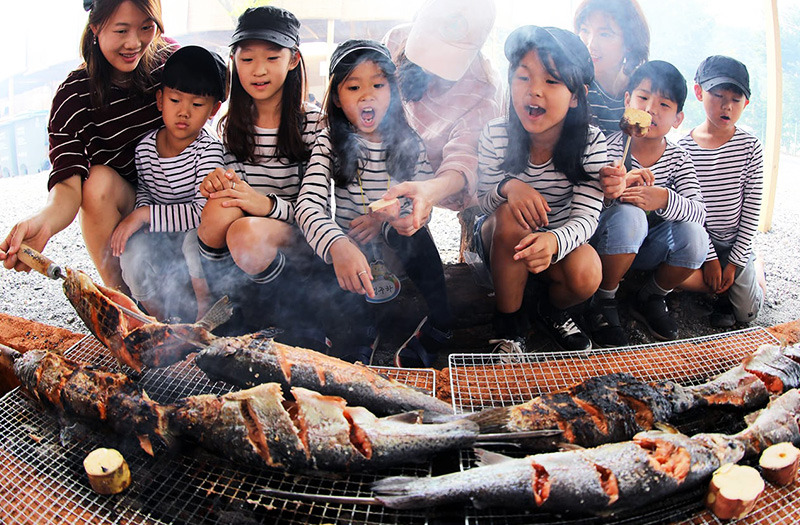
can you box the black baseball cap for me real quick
[329,39,395,77]
[163,45,228,102]
[230,6,300,49]
[695,55,751,99]
[504,26,594,86]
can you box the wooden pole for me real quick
[760,0,782,232]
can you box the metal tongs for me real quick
[16,244,152,324]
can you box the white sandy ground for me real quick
[0,155,798,338]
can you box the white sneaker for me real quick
[489,337,529,364]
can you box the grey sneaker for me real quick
[489,337,529,364]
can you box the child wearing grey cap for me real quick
[678,55,765,328]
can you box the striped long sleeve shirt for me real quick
[678,128,763,267]
[224,105,322,223]
[134,127,224,232]
[296,129,434,263]
[477,119,607,263]
[606,131,706,225]
[47,61,169,190]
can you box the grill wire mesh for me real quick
[0,336,434,525]
[449,327,800,525]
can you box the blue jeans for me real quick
[591,203,708,270]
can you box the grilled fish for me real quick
[194,332,453,416]
[63,268,232,371]
[372,430,744,512]
[170,384,478,472]
[13,350,172,454]
[735,388,800,455]
[467,344,800,448]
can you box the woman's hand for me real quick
[329,237,374,298]
[200,168,237,197]
[0,214,53,271]
[348,215,382,245]
[503,178,550,231]
[110,207,149,257]
[513,232,558,274]
[208,179,274,217]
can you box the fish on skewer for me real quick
[467,344,798,449]
[194,331,454,416]
[62,268,232,371]
[369,389,800,513]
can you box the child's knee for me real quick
[492,204,530,247]
[670,222,708,267]
[198,200,240,247]
[594,205,648,254]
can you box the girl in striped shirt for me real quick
[194,7,324,342]
[296,40,452,367]
[475,26,605,355]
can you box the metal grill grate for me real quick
[449,327,800,524]
[0,336,434,525]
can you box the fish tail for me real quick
[197,296,233,331]
[372,476,442,509]
[465,406,513,433]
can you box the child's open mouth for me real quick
[527,105,545,118]
[361,108,375,126]
[721,115,731,121]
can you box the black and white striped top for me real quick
[678,128,763,267]
[606,131,706,225]
[134,127,224,232]
[47,66,167,190]
[587,80,625,137]
[223,105,321,223]
[296,128,433,263]
[477,118,607,263]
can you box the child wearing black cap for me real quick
[589,60,706,345]
[195,6,326,343]
[112,45,227,322]
[474,26,605,356]
[296,39,453,367]
[678,56,765,328]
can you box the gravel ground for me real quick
[1,155,799,340]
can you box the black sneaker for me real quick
[536,302,592,351]
[632,294,678,341]
[709,296,736,328]
[489,337,529,363]
[394,317,452,368]
[586,297,629,348]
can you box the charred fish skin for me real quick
[170,383,310,470]
[743,345,800,393]
[63,269,145,370]
[195,333,453,416]
[14,351,172,451]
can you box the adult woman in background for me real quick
[0,0,172,293]
[574,0,650,136]
[382,0,503,234]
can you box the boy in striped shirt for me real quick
[111,46,227,321]
[588,61,707,345]
[677,56,765,327]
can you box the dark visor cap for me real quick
[231,6,300,49]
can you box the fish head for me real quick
[692,432,746,465]
[63,269,126,347]
[13,350,46,391]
